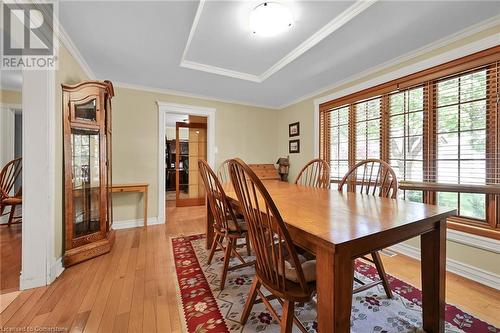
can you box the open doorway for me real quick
[165,114,207,210]
[0,76,23,300]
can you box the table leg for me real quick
[316,248,353,333]
[206,202,214,250]
[421,219,446,333]
[144,187,148,227]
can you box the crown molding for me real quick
[180,0,377,83]
[114,81,279,110]
[55,19,96,80]
[283,15,500,109]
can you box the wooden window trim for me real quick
[320,46,500,111]
[320,46,500,239]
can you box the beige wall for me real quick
[277,25,500,275]
[54,44,90,258]
[111,87,278,222]
[0,89,22,104]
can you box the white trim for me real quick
[390,242,500,290]
[157,102,216,225]
[447,229,500,254]
[180,0,376,83]
[0,85,22,92]
[313,23,500,157]
[20,68,56,290]
[290,15,500,109]
[114,82,277,110]
[49,257,64,283]
[112,217,161,230]
[55,18,96,79]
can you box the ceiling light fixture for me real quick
[250,2,293,37]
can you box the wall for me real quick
[277,24,500,279]
[111,86,279,222]
[54,44,90,258]
[0,89,22,104]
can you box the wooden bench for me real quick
[248,164,281,181]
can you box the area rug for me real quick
[172,234,498,333]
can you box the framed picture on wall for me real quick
[289,139,300,154]
[289,122,300,137]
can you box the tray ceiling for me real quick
[22,1,500,108]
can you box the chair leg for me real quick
[220,238,233,290]
[8,204,16,226]
[371,251,393,299]
[280,300,294,333]
[245,233,251,256]
[207,234,219,265]
[241,277,260,325]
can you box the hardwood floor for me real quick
[0,223,21,294]
[1,202,499,332]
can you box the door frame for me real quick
[20,69,58,289]
[157,102,216,224]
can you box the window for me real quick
[319,46,500,238]
[388,87,424,202]
[327,106,350,180]
[435,69,488,220]
[355,98,381,163]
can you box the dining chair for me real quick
[229,158,315,333]
[217,159,231,184]
[338,158,398,298]
[0,157,22,226]
[198,159,253,290]
[294,158,330,189]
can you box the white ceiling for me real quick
[3,1,499,109]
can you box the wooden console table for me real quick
[111,183,149,227]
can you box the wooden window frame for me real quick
[319,46,500,240]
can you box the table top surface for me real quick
[223,180,456,246]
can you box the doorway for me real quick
[165,114,207,208]
[157,102,216,224]
[0,98,23,297]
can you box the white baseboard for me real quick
[49,257,64,284]
[19,275,46,290]
[112,217,162,230]
[390,243,500,290]
[447,229,500,254]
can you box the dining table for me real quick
[206,180,456,333]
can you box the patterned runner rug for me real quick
[172,234,498,333]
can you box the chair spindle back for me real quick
[228,158,309,293]
[198,159,241,234]
[294,158,330,189]
[0,157,22,199]
[338,159,398,199]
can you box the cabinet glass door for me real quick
[175,121,207,207]
[71,128,101,237]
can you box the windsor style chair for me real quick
[294,158,330,189]
[0,157,22,226]
[229,158,315,333]
[338,158,399,298]
[198,159,253,290]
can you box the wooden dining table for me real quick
[206,180,456,333]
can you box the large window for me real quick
[319,47,500,238]
[388,87,424,202]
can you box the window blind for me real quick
[319,47,500,237]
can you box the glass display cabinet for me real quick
[62,80,115,267]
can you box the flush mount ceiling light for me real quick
[250,2,293,37]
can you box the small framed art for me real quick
[289,139,300,154]
[289,122,300,137]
